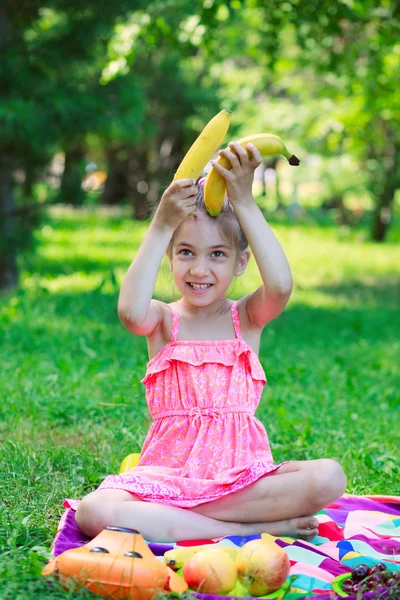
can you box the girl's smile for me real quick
[186,282,214,294]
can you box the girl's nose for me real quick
[190,259,210,277]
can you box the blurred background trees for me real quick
[1,0,399,290]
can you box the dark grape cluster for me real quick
[341,563,400,595]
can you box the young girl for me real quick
[75,142,346,543]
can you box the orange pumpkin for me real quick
[42,526,188,599]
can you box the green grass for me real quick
[1,205,399,599]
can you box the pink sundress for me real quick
[95,300,286,507]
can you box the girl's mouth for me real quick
[187,283,213,294]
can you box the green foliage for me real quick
[1,1,148,164]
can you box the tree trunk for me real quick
[0,3,7,46]
[369,125,398,242]
[0,153,18,290]
[59,142,86,205]
[101,147,128,205]
[23,164,36,200]
[372,181,396,242]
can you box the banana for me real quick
[173,109,232,182]
[203,133,300,217]
[164,545,239,569]
[119,452,141,473]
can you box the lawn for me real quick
[1,206,399,599]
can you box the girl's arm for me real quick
[233,201,293,328]
[118,178,197,336]
[212,143,293,329]
[118,219,174,336]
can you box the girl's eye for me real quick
[178,249,226,257]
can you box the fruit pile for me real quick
[164,535,291,596]
[341,563,400,596]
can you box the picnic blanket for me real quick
[51,493,400,599]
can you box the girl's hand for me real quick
[212,142,262,207]
[154,179,198,230]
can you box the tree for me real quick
[0,0,147,289]
[0,0,238,289]
[98,8,224,218]
[252,0,400,241]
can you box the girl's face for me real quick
[169,211,249,305]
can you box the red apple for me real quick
[182,547,237,594]
[236,538,290,596]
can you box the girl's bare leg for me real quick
[75,489,281,542]
[76,459,346,543]
[191,458,346,537]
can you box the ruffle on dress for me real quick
[141,338,266,387]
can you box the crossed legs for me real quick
[75,458,346,543]
[190,459,346,536]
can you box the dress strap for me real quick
[168,305,180,342]
[231,301,242,339]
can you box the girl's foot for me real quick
[244,515,319,541]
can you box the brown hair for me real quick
[167,182,249,259]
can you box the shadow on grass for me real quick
[258,206,400,241]
[27,256,130,278]
[42,208,136,231]
[4,284,399,350]
[311,277,400,311]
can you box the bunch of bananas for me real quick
[173,110,300,217]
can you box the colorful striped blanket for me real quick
[52,494,400,599]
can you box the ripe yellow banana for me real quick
[173,109,232,182]
[203,133,300,217]
[119,452,141,473]
[164,545,239,569]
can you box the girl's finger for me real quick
[228,142,249,166]
[173,178,196,190]
[218,148,241,172]
[179,185,198,198]
[211,159,234,180]
[182,198,197,208]
[247,143,263,165]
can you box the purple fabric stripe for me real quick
[319,557,351,576]
[349,534,400,554]
[53,509,90,556]
[148,542,175,556]
[325,507,350,526]
[333,496,400,516]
